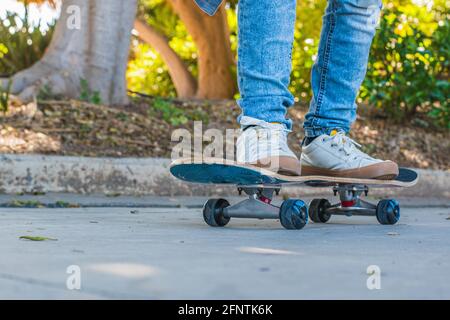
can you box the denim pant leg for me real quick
[303,0,382,137]
[237,0,297,130]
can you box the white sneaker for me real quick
[301,130,399,179]
[236,117,301,176]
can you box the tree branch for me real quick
[133,19,197,98]
[167,0,236,99]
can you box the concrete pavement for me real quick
[0,196,449,299]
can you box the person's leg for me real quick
[235,0,301,175]
[304,0,382,136]
[237,0,297,129]
[300,0,399,179]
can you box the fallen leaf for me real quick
[19,236,58,241]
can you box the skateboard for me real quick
[170,158,419,230]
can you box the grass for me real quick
[5,200,80,208]
[0,79,12,113]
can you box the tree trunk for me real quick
[1,0,137,105]
[167,0,236,99]
[133,19,197,98]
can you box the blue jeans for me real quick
[236,0,382,136]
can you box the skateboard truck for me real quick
[224,188,279,219]
[203,184,401,230]
[309,184,401,225]
[202,187,308,230]
[328,185,376,216]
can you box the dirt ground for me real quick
[0,96,448,170]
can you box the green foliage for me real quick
[79,79,102,105]
[362,1,449,127]
[427,10,449,128]
[146,97,209,126]
[0,79,12,113]
[37,83,60,101]
[148,97,188,125]
[128,43,178,97]
[0,10,55,75]
[8,199,44,208]
[53,200,80,208]
[290,0,326,102]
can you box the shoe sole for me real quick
[301,161,399,180]
[246,156,302,176]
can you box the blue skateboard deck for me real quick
[170,158,419,188]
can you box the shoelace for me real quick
[325,131,362,156]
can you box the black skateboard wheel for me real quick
[279,199,308,230]
[376,199,400,225]
[309,198,332,223]
[203,198,230,227]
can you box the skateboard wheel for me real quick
[203,199,230,227]
[279,199,308,230]
[309,199,331,223]
[376,199,400,225]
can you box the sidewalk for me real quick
[0,199,449,299]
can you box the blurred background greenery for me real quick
[0,0,448,127]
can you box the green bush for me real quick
[0,78,12,113]
[427,11,449,128]
[361,1,449,127]
[290,0,326,102]
[79,79,102,105]
[148,97,188,125]
[0,10,55,75]
[127,42,178,98]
